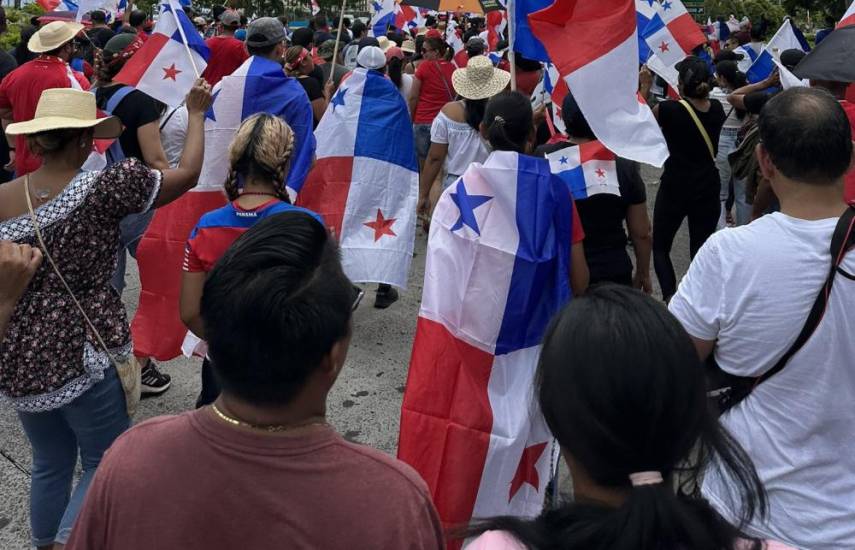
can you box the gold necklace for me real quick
[210,403,327,433]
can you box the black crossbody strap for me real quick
[755,206,855,387]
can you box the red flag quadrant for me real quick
[528,0,668,167]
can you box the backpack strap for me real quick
[104,85,135,115]
[678,99,715,161]
[753,205,855,388]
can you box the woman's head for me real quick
[538,285,765,525]
[421,37,446,61]
[715,60,746,91]
[561,92,596,141]
[224,113,296,202]
[480,91,533,154]
[284,46,313,76]
[677,55,713,99]
[97,32,145,83]
[26,128,93,163]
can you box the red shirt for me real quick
[839,100,855,205]
[202,35,249,86]
[0,56,90,176]
[414,60,456,124]
[65,410,445,550]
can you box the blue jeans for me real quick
[17,367,130,546]
[715,127,739,229]
[413,123,432,160]
[111,209,155,293]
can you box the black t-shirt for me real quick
[96,85,163,162]
[658,98,726,194]
[297,75,323,128]
[536,141,646,278]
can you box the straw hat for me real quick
[451,55,510,100]
[28,21,83,53]
[376,35,395,52]
[6,88,122,138]
[401,39,416,54]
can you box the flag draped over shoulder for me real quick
[114,0,209,108]
[131,56,316,360]
[297,68,417,289]
[398,151,573,533]
[529,0,669,167]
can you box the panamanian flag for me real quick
[546,141,620,200]
[114,0,209,108]
[130,56,315,360]
[641,0,705,72]
[745,19,810,83]
[297,68,417,289]
[398,151,575,531]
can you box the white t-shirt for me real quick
[430,108,490,177]
[160,105,188,168]
[669,212,855,548]
[710,87,741,130]
[398,73,414,111]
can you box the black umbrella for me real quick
[793,25,855,83]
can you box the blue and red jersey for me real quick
[183,199,322,273]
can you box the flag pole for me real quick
[329,0,348,83]
[168,0,201,78]
[506,0,516,91]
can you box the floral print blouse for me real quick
[0,158,161,412]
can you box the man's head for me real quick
[219,10,240,33]
[758,87,853,187]
[201,212,355,406]
[89,10,107,26]
[290,26,314,48]
[312,14,328,31]
[561,93,595,141]
[780,48,805,72]
[466,36,485,58]
[129,9,147,29]
[351,20,367,40]
[28,21,83,61]
[246,17,287,59]
[318,39,341,63]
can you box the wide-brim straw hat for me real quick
[376,35,395,52]
[452,55,511,100]
[6,88,122,138]
[28,21,84,53]
[401,39,416,54]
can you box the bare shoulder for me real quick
[441,100,466,121]
[0,177,24,222]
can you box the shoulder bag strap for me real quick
[678,99,715,161]
[24,176,117,362]
[104,85,135,115]
[754,206,855,388]
[431,61,455,102]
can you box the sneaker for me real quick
[374,286,399,309]
[140,360,171,396]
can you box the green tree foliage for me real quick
[782,0,849,21]
[705,0,787,24]
[0,4,45,51]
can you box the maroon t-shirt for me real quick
[66,409,445,549]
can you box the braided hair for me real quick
[223,113,296,202]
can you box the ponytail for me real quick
[483,91,532,154]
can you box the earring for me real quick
[79,140,87,149]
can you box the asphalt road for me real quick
[0,165,692,549]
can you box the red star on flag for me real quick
[364,209,397,241]
[595,168,606,179]
[658,41,670,53]
[162,63,182,81]
[508,441,548,502]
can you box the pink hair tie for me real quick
[628,471,663,486]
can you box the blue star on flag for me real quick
[450,181,492,235]
[662,0,673,10]
[559,156,568,164]
[331,88,347,112]
[205,89,221,122]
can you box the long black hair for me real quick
[387,55,403,90]
[482,91,532,154]
[463,98,487,132]
[465,285,767,550]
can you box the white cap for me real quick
[356,46,386,70]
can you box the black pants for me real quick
[653,184,719,300]
[195,357,220,409]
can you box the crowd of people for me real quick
[0,4,853,550]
